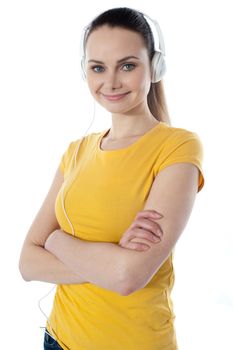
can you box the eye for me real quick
[122,63,136,71]
[90,63,136,73]
[91,65,104,73]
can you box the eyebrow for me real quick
[88,56,140,64]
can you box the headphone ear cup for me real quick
[81,56,87,81]
[151,51,167,83]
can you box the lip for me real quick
[102,92,130,101]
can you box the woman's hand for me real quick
[119,210,163,251]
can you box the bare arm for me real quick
[124,163,200,294]
[45,230,128,295]
[19,236,88,284]
[18,165,88,285]
[19,164,127,291]
[18,164,159,291]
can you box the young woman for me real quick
[19,7,205,350]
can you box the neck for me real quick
[107,105,158,140]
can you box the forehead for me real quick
[85,25,147,60]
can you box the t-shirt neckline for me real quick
[97,121,166,155]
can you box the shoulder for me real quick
[159,123,203,155]
[161,122,202,141]
[154,123,205,192]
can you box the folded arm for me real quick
[45,230,131,295]
[19,240,88,285]
[123,163,200,295]
[45,163,200,296]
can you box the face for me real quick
[84,25,152,115]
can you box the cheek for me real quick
[131,75,150,95]
[86,78,100,94]
[129,69,150,88]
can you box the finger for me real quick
[123,242,150,251]
[136,210,163,220]
[120,216,163,247]
[131,220,163,239]
[119,237,149,250]
[120,212,163,243]
[129,229,161,243]
[130,236,161,246]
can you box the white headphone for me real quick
[79,11,167,83]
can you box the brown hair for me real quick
[83,7,171,125]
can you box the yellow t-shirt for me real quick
[46,121,205,350]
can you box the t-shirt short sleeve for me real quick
[156,129,205,192]
[59,138,85,176]
[59,140,75,175]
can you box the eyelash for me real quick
[90,63,136,73]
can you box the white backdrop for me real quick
[1,0,232,349]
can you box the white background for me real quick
[1,0,232,349]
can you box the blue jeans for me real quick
[44,328,63,349]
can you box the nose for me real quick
[103,69,122,90]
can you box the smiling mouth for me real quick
[102,92,129,97]
[102,92,130,100]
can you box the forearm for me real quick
[45,230,128,295]
[19,242,88,285]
